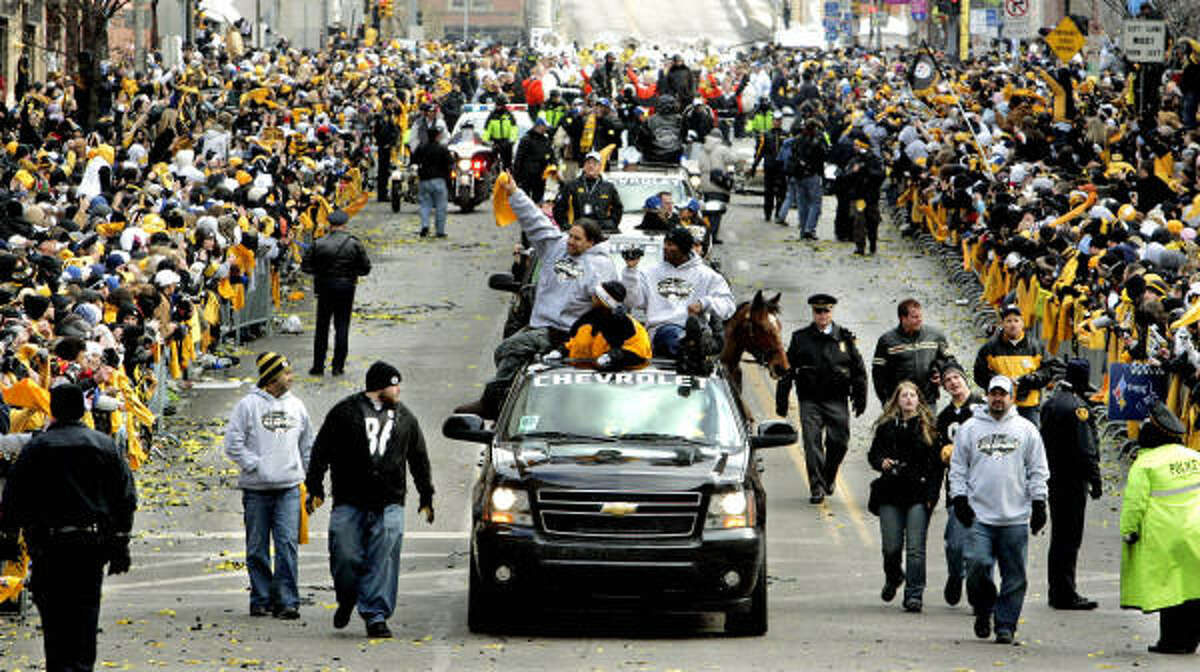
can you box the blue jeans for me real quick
[879,502,930,603]
[965,522,1029,634]
[944,505,969,582]
[242,487,300,612]
[328,504,406,625]
[418,178,448,234]
[652,324,685,357]
[776,177,802,223]
[796,175,823,234]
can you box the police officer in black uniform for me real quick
[1039,358,1103,610]
[0,384,137,672]
[776,294,868,503]
[553,152,624,231]
[302,209,372,376]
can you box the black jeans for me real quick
[763,169,785,221]
[377,145,393,200]
[31,543,107,672]
[1047,484,1087,604]
[314,285,356,373]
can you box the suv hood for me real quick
[494,444,747,491]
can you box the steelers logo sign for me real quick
[914,61,933,82]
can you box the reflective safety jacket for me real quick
[1120,443,1200,612]
[973,330,1054,407]
[483,109,518,144]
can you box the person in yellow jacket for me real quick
[544,281,651,371]
[1120,403,1200,655]
[973,305,1059,427]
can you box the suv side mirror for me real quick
[749,420,797,448]
[443,414,496,444]
[488,272,521,293]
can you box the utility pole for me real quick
[463,0,469,40]
[133,0,144,73]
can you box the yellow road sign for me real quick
[1046,16,1085,63]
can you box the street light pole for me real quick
[463,0,469,40]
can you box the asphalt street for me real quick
[2,189,1194,671]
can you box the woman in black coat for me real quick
[868,380,944,612]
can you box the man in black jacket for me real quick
[553,152,624,231]
[373,100,400,201]
[513,117,556,204]
[0,384,136,671]
[412,126,453,237]
[872,298,952,405]
[844,138,886,254]
[936,363,981,607]
[305,361,434,639]
[776,294,868,503]
[302,209,371,376]
[750,111,787,222]
[1039,358,1102,611]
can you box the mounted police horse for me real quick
[720,290,789,394]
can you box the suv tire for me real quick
[725,559,768,636]
[467,552,499,633]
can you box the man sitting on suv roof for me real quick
[455,175,617,419]
[621,226,735,360]
[544,280,652,371]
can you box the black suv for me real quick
[443,361,797,635]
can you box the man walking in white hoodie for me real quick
[224,352,315,619]
[949,375,1049,645]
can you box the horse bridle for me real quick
[735,318,780,367]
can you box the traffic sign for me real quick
[1004,0,1033,39]
[1122,19,1166,63]
[1046,16,1085,63]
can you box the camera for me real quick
[620,246,644,261]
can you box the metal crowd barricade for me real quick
[146,355,171,418]
[220,257,275,345]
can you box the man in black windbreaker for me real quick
[513,117,556,204]
[1039,358,1103,611]
[305,361,435,639]
[0,384,136,671]
[776,294,868,504]
[373,99,400,201]
[302,209,371,376]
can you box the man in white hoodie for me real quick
[950,375,1049,645]
[622,226,736,358]
[224,352,315,620]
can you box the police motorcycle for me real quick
[389,149,420,213]
[448,122,499,213]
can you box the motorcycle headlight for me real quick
[488,486,533,526]
[705,487,754,529]
[458,158,473,171]
[689,175,701,188]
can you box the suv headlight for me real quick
[487,486,533,526]
[705,486,755,529]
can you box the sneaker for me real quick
[1148,643,1198,654]
[366,621,393,638]
[974,611,992,639]
[308,366,323,376]
[995,630,1014,645]
[275,608,300,620]
[333,602,353,629]
[435,232,447,238]
[331,368,345,376]
[419,229,429,238]
[881,580,900,602]
[944,577,962,606]
[249,606,270,617]
[903,599,922,613]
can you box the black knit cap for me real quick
[366,361,402,391]
[50,383,85,422]
[665,226,694,251]
[23,293,50,320]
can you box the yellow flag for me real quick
[597,143,618,172]
[493,173,518,227]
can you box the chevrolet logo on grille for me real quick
[601,502,638,516]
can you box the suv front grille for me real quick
[536,489,702,538]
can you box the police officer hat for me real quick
[1000,304,1021,319]
[1065,358,1090,391]
[807,293,837,309]
[328,210,349,227]
[1144,402,1185,438]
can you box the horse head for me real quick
[727,290,789,379]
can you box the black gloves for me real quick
[107,541,131,576]
[852,397,867,417]
[1030,500,1047,535]
[1089,481,1103,500]
[953,495,975,527]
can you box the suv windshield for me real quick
[501,369,744,451]
[609,176,690,212]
